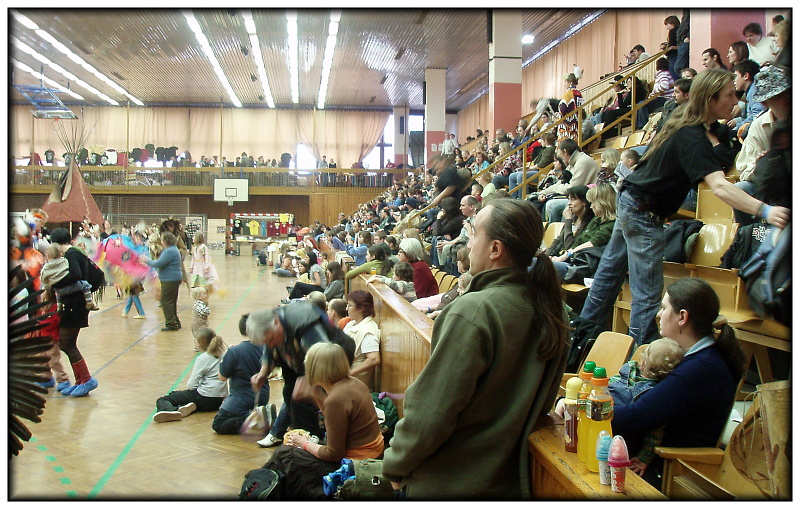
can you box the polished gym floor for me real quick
[10,249,287,500]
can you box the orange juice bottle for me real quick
[576,361,596,468]
[582,367,614,473]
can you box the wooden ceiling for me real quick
[10,8,598,111]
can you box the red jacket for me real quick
[38,303,60,343]
[411,261,439,299]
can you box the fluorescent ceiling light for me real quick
[242,11,275,108]
[184,10,242,108]
[11,11,39,30]
[11,13,143,106]
[317,11,340,109]
[287,11,299,104]
[521,34,535,44]
[12,58,85,101]
[11,36,119,104]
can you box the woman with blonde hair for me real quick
[264,342,384,499]
[597,148,621,187]
[578,69,790,347]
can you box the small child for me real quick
[40,244,99,311]
[427,272,472,319]
[368,261,417,302]
[35,288,72,391]
[327,298,349,329]
[307,290,327,313]
[153,327,228,423]
[608,337,686,475]
[191,286,211,351]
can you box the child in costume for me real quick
[41,244,99,311]
[190,233,219,293]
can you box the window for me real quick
[295,143,316,170]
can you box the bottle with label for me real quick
[563,377,583,453]
[582,366,614,472]
[576,361,596,468]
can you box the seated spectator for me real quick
[727,60,765,139]
[471,183,483,202]
[636,58,675,129]
[600,76,648,138]
[345,244,392,286]
[651,77,692,137]
[614,149,641,192]
[307,291,327,313]
[772,19,790,67]
[611,278,745,486]
[398,238,439,298]
[471,151,490,175]
[413,246,471,315]
[548,183,617,282]
[342,291,382,390]
[436,196,479,271]
[368,260,417,302]
[345,231,372,266]
[701,48,727,70]
[743,22,778,65]
[727,40,749,67]
[680,67,697,79]
[327,298,349,329]
[288,251,327,299]
[533,138,599,223]
[322,261,344,300]
[212,314,269,434]
[477,172,496,199]
[628,44,650,65]
[508,131,557,199]
[597,148,621,187]
[734,64,790,224]
[263,343,384,499]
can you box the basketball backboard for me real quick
[213,178,248,206]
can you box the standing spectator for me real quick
[662,15,681,79]
[144,231,183,331]
[441,133,457,156]
[381,199,569,499]
[636,58,675,129]
[743,22,778,65]
[317,155,329,169]
[701,48,727,70]
[577,69,790,347]
[557,73,584,141]
[674,10,691,75]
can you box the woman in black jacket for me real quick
[50,227,98,397]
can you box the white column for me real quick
[424,68,447,165]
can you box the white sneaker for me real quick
[257,433,282,448]
[153,411,182,423]
[178,402,197,417]
[133,314,145,319]
[121,310,128,318]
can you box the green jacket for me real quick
[573,216,615,249]
[345,260,390,281]
[382,268,568,499]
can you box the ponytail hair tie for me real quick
[712,315,728,339]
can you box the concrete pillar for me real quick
[424,68,447,165]
[489,10,522,138]
[393,105,409,166]
[689,9,766,71]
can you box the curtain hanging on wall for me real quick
[456,94,489,145]
[297,110,390,167]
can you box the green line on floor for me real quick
[88,280,257,499]
[29,437,74,499]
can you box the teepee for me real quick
[41,118,103,225]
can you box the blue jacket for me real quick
[145,245,183,282]
[331,236,346,251]
[735,83,767,131]
[346,244,368,266]
[608,361,657,407]
[612,343,736,450]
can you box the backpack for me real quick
[739,223,791,326]
[562,246,605,283]
[721,222,769,270]
[372,393,399,447]
[565,315,608,373]
[337,459,395,500]
[239,468,284,500]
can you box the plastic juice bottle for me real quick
[563,377,583,453]
[576,361,596,467]
[582,367,614,473]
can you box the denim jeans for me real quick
[430,235,441,266]
[578,189,665,346]
[733,180,757,225]
[636,97,668,130]
[546,198,568,223]
[509,170,538,199]
[124,295,144,315]
[552,260,569,281]
[269,403,290,438]
[675,42,689,76]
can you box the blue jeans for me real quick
[509,170,538,199]
[269,403,290,438]
[546,198,568,223]
[733,180,757,225]
[636,97,667,129]
[578,189,665,346]
[675,42,689,76]
[124,295,144,315]
[430,236,442,266]
[552,261,569,281]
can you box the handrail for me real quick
[508,161,554,197]
[12,165,411,176]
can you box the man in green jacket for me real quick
[382,199,569,499]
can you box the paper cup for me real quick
[598,460,611,485]
[610,466,626,493]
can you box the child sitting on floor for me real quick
[40,244,99,311]
[367,261,417,302]
[153,327,228,423]
[191,286,211,351]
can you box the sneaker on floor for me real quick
[178,402,197,417]
[153,411,183,423]
[36,377,56,389]
[121,310,128,318]
[69,377,98,397]
[56,380,72,392]
[133,314,145,319]
[256,433,282,448]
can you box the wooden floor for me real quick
[10,249,289,500]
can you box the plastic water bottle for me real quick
[576,361,596,468]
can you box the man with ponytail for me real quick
[612,278,745,486]
[578,68,790,346]
[382,199,569,499]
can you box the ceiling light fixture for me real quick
[12,58,85,101]
[242,10,275,108]
[11,36,117,104]
[184,10,242,108]
[523,9,605,68]
[521,34,535,44]
[316,10,340,109]
[11,10,143,105]
[287,11,299,104]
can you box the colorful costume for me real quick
[557,87,584,141]
[190,244,219,290]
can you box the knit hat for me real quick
[50,227,71,245]
[751,65,791,103]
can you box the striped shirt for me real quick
[651,70,674,99]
